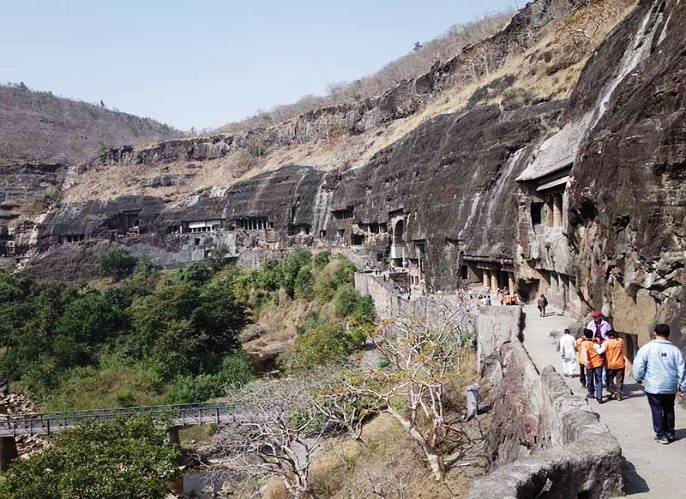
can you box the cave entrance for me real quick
[393,220,404,244]
[619,332,639,365]
[518,278,540,303]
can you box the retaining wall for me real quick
[354,272,407,318]
[471,307,623,499]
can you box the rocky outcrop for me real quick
[0,163,65,258]
[567,0,685,348]
[0,391,48,458]
[91,0,587,170]
[505,0,685,350]
[29,102,562,286]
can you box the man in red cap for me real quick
[587,310,612,388]
[586,311,611,344]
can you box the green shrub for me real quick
[283,249,312,297]
[312,251,331,269]
[296,312,324,335]
[294,265,314,299]
[166,352,254,404]
[166,374,223,404]
[217,351,255,388]
[259,259,284,290]
[333,260,357,287]
[0,415,180,499]
[178,261,215,286]
[98,248,138,279]
[280,324,364,373]
[333,285,375,322]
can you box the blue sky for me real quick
[1,0,515,130]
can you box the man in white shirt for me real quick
[559,328,577,377]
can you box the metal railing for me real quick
[0,403,240,437]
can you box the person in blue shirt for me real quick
[632,324,686,444]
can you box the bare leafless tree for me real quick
[213,378,331,498]
[340,302,476,481]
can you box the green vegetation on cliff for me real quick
[0,257,251,409]
[0,248,373,410]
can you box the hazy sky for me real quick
[1,0,515,130]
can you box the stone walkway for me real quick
[519,304,686,498]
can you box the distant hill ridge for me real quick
[0,83,180,166]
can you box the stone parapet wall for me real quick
[354,272,407,319]
[471,309,623,498]
[476,305,522,375]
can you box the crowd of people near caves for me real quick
[556,308,686,445]
[456,287,520,307]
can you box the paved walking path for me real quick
[520,304,686,498]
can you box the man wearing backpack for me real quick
[537,294,548,317]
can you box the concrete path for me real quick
[519,304,686,498]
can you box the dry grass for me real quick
[179,424,215,450]
[240,291,337,361]
[0,84,178,165]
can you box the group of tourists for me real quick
[558,311,686,444]
[498,288,519,306]
[456,287,519,308]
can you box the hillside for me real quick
[2,0,686,496]
[0,84,179,165]
[62,0,633,205]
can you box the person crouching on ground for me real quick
[559,328,577,377]
[580,328,605,403]
[595,330,625,400]
[632,324,686,444]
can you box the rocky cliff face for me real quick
[323,102,563,290]
[90,0,586,170]
[569,0,685,348]
[29,102,562,286]
[5,0,684,353]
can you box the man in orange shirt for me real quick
[596,330,625,400]
[576,331,586,388]
[580,328,605,403]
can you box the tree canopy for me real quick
[0,416,180,499]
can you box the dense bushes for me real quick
[0,249,373,408]
[0,265,250,408]
[225,250,376,373]
[0,415,180,499]
[98,248,139,279]
[166,352,255,404]
[280,324,367,373]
